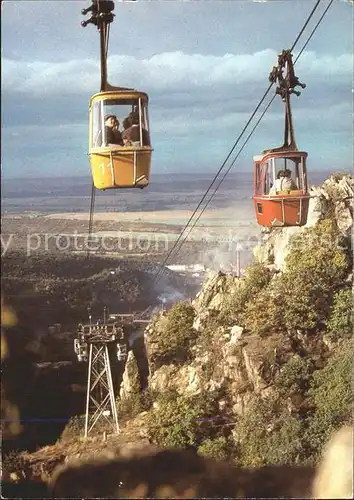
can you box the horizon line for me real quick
[1,167,341,182]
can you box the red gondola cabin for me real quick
[253,150,310,227]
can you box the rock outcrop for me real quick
[192,272,241,331]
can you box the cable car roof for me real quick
[253,150,308,162]
[90,90,149,105]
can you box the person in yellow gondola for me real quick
[123,111,149,146]
[122,116,132,146]
[104,114,124,146]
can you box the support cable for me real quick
[87,182,96,258]
[172,97,276,261]
[173,0,335,259]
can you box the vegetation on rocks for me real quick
[143,177,353,465]
[2,175,353,487]
[243,220,350,335]
[145,390,226,450]
[220,262,272,324]
[117,389,156,421]
[233,395,304,467]
[326,288,353,341]
[60,415,86,443]
[306,340,353,456]
[197,436,235,461]
[150,301,197,366]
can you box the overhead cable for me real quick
[152,0,325,284]
[173,0,335,258]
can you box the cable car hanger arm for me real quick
[82,0,134,92]
[266,49,306,153]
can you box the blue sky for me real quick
[2,0,353,179]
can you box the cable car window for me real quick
[142,104,151,146]
[267,156,304,194]
[296,156,307,191]
[260,161,272,195]
[92,101,104,147]
[255,163,262,195]
[273,157,299,190]
[91,98,150,148]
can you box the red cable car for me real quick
[253,50,310,227]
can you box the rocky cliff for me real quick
[2,173,353,497]
[139,173,352,467]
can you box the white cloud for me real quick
[2,47,352,177]
[2,50,352,97]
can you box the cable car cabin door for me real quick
[253,152,310,227]
[89,92,152,190]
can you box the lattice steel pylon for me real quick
[74,321,128,437]
[85,341,119,437]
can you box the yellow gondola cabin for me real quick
[89,90,152,189]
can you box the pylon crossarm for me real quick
[90,392,111,411]
[89,394,106,410]
[87,394,116,433]
[88,408,113,432]
[90,370,109,392]
[92,345,104,362]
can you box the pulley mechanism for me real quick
[81,0,115,29]
[81,0,116,91]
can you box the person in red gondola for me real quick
[284,169,297,189]
[270,169,296,194]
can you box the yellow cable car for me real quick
[89,90,152,189]
[82,0,152,190]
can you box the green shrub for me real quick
[243,220,350,335]
[233,396,304,467]
[117,389,156,420]
[196,321,226,381]
[60,415,85,442]
[306,340,353,455]
[329,171,351,182]
[326,288,353,342]
[242,286,282,336]
[152,301,196,364]
[198,436,235,461]
[145,390,222,449]
[275,355,314,395]
[220,263,272,324]
[282,221,349,331]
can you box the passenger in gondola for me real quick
[122,116,132,146]
[284,169,297,190]
[104,115,124,146]
[123,111,149,146]
[270,169,297,194]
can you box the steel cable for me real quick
[152,0,325,284]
